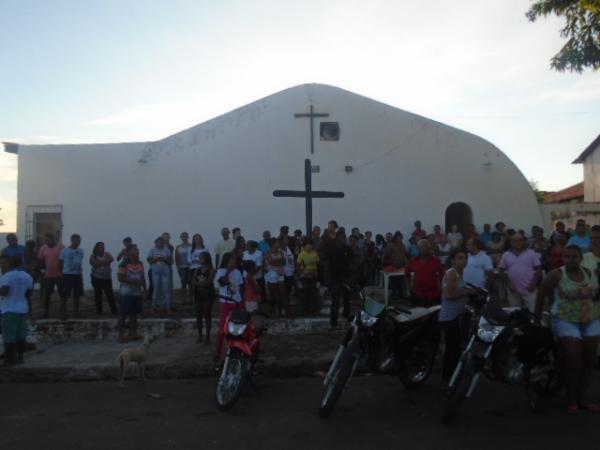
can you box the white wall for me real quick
[16,84,542,287]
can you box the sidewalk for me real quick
[0,333,343,383]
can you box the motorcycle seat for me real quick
[390,305,441,323]
[230,310,251,324]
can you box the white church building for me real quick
[5,83,541,284]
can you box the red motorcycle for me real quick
[215,304,265,411]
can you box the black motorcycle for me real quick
[442,304,562,423]
[319,286,440,418]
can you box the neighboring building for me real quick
[573,133,600,201]
[540,133,600,231]
[4,83,542,286]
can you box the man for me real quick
[117,246,146,342]
[406,239,445,307]
[348,235,365,287]
[0,255,33,366]
[429,225,446,245]
[327,231,352,329]
[258,231,271,253]
[38,233,64,319]
[463,238,494,290]
[581,225,600,275]
[412,220,427,241]
[499,234,542,311]
[312,226,321,247]
[1,234,25,273]
[279,225,290,239]
[568,220,591,253]
[232,228,242,240]
[59,234,84,319]
[550,221,569,244]
[175,232,192,301]
[117,237,133,263]
[214,227,236,269]
[479,224,493,246]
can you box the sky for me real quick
[1,0,599,231]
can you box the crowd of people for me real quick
[1,218,600,411]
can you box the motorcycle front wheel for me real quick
[441,353,476,424]
[319,348,356,418]
[400,340,435,389]
[215,352,248,411]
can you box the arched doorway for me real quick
[445,202,473,236]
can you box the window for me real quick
[320,122,340,141]
[25,205,63,247]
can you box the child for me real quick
[243,260,261,313]
[214,252,244,363]
[297,239,320,315]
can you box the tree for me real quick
[529,179,546,203]
[526,0,600,72]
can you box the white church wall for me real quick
[15,84,542,288]
[583,142,600,202]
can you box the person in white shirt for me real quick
[463,238,494,290]
[214,228,236,269]
[280,236,296,300]
[0,255,34,366]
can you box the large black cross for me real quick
[294,105,329,154]
[273,159,344,235]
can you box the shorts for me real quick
[62,274,84,297]
[43,277,63,295]
[1,312,28,343]
[120,295,143,317]
[265,270,284,284]
[551,317,600,340]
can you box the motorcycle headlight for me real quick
[360,310,379,327]
[477,322,505,343]
[227,322,247,336]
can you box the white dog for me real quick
[115,336,155,388]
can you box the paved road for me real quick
[1,374,599,450]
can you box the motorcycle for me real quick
[215,302,266,411]
[441,304,562,423]
[319,285,441,418]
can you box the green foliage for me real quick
[526,0,600,72]
[529,179,546,203]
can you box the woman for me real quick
[192,251,215,344]
[188,234,209,269]
[265,238,288,317]
[439,247,474,387]
[447,225,463,250]
[535,245,600,413]
[297,238,320,315]
[214,252,244,363]
[89,242,117,315]
[486,231,505,267]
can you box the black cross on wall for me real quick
[273,159,344,235]
[294,105,329,154]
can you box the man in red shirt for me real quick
[38,233,65,318]
[406,239,445,307]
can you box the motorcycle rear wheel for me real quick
[319,350,355,418]
[401,340,435,389]
[215,353,247,411]
[441,354,475,424]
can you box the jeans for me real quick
[91,277,117,314]
[302,276,317,314]
[329,279,351,326]
[152,269,172,309]
[440,317,461,382]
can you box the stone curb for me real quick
[0,356,335,383]
[26,317,334,344]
